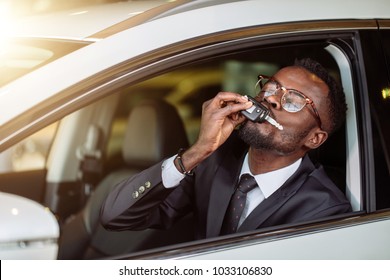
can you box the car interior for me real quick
[57,98,195,259]
[0,39,361,259]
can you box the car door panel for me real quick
[0,170,46,203]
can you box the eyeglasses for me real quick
[256,74,323,130]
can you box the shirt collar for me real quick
[240,153,302,198]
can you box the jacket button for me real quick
[139,186,146,194]
[132,191,139,199]
[145,181,151,188]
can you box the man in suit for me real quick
[100,58,352,239]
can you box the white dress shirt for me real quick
[161,153,302,228]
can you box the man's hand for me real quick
[197,92,252,153]
[176,92,252,173]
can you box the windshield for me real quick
[0,38,87,86]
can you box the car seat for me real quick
[57,98,194,259]
[308,123,346,193]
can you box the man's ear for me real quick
[305,129,328,150]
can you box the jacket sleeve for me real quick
[100,161,194,231]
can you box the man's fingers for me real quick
[203,92,252,116]
[213,92,249,105]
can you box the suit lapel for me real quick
[206,136,247,238]
[238,155,315,232]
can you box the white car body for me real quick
[0,0,389,259]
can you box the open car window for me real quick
[81,39,359,259]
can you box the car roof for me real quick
[11,0,390,41]
[10,0,178,41]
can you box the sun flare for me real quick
[0,2,15,50]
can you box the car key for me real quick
[241,95,283,130]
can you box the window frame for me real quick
[104,27,375,259]
[102,31,365,258]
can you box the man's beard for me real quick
[238,121,313,155]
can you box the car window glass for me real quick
[371,29,390,210]
[359,28,390,211]
[0,122,58,173]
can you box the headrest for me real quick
[122,99,189,168]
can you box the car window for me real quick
[104,38,364,211]
[104,38,362,209]
[95,39,357,259]
[368,29,390,210]
[0,122,58,173]
[361,31,390,211]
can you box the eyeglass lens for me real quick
[256,78,307,113]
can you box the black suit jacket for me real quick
[101,133,352,239]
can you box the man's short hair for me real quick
[294,58,347,135]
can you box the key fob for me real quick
[241,96,269,123]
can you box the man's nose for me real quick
[264,94,282,110]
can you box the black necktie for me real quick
[221,173,258,235]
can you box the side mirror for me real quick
[0,192,59,259]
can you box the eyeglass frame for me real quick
[256,74,323,130]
